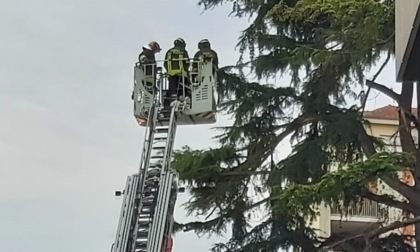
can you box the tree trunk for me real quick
[397,83,420,246]
[414,82,420,246]
[399,82,415,153]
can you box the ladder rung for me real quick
[138,214,151,219]
[143,186,158,192]
[147,172,160,177]
[138,218,150,223]
[135,243,147,249]
[158,117,170,121]
[138,222,150,227]
[137,230,148,235]
[137,232,148,237]
[140,208,152,214]
[145,176,159,181]
[143,192,157,199]
[136,239,147,246]
[154,137,167,141]
[155,128,169,133]
[150,155,163,159]
[142,195,155,201]
[152,146,165,150]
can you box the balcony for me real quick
[330,199,381,234]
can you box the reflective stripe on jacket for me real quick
[164,47,189,77]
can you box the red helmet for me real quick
[148,41,161,53]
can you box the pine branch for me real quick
[399,107,420,138]
[321,216,420,251]
[180,216,223,232]
[372,51,392,82]
[365,80,400,102]
[365,80,420,138]
[233,113,318,173]
[359,190,417,214]
[356,121,377,157]
[361,50,392,115]
[220,170,271,176]
[371,216,420,237]
[379,176,420,210]
[178,198,269,233]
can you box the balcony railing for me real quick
[330,199,380,218]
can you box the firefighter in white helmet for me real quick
[132,41,162,99]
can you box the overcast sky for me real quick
[0,0,404,251]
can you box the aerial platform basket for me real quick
[133,59,218,126]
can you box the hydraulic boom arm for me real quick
[112,101,180,252]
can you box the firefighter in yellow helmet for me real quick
[192,39,219,82]
[163,38,190,103]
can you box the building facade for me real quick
[311,105,416,248]
[396,0,420,82]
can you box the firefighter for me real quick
[139,41,162,89]
[192,39,219,83]
[132,41,161,100]
[163,38,190,102]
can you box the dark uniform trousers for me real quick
[164,47,190,103]
[167,75,191,97]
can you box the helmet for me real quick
[198,39,210,49]
[174,37,186,47]
[148,41,161,53]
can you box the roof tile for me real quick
[363,105,418,120]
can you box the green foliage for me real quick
[271,152,414,218]
[211,0,394,109]
[374,234,415,252]
[169,0,412,251]
[323,233,415,252]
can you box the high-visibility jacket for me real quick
[164,47,190,77]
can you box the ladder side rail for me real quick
[129,105,160,251]
[161,178,179,252]
[137,105,157,188]
[161,104,178,175]
[120,175,140,252]
[111,176,133,252]
[133,104,155,216]
[157,71,165,108]
[147,105,178,252]
[157,71,162,108]
[166,172,180,236]
[149,172,176,252]
[111,174,140,252]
